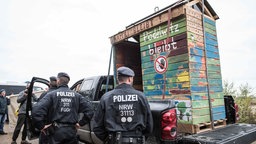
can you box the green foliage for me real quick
[223,80,236,96]
[236,96,256,124]
[223,80,237,96]
[223,80,256,124]
[238,82,255,97]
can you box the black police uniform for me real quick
[37,76,58,144]
[32,84,94,144]
[93,67,153,144]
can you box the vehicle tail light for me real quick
[235,103,239,122]
[161,109,177,140]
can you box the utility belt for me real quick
[107,131,145,144]
[45,122,76,135]
[52,122,76,128]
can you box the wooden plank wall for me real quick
[204,16,226,121]
[139,7,225,125]
[140,16,189,100]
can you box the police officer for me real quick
[37,76,58,144]
[93,66,153,144]
[38,76,58,101]
[32,72,94,144]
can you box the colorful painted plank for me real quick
[190,78,207,86]
[187,31,204,43]
[205,32,217,41]
[189,62,206,70]
[189,55,206,63]
[186,15,202,27]
[209,86,223,92]
[190,86,208,93]
[177,115,211,124]
[140,32,187,51]
[213,112,226,121]
[166,82,190,89]
[140,19,187,46]
[142,60,189,75]
[186,7,202,20]
[206,51,220,59]
[141,37,189,57]
[165,69,189,77]
[205,37,218,47]
[207,64,221,72]
[191,93,209,100]
[210,92,224,99]
[204,23,216,31]
[177,106,225,117]
[204,27,217,35]
[207,58,220,65]
[205,45,218,53]
[211,98,225,106]
[204,17,216,27]
[166,75,190,83]
[191,100,210,108]
[207,72,222,79]
[208,79,222,86]
[190,70,206,78]
[190,47,205,56]
[187,25,204,36]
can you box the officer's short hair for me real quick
[57,72,70,80]
[117,75,130,83]
[57,72,70,85]
[49,76,57,82]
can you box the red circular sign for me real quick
[154,56,168,74]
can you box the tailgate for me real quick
[180,123,256,144]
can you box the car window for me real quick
[80,79,93,91]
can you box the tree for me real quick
[235,83,256,124]
[238,82,255,97]
[223,80,256,123]
[223,80,237,96]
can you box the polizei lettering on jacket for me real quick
[113,94,138,102]
[56,91,75,97]
[56,91,74,113]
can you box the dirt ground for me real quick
[0,105,38,144]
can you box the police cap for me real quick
[49,76,57,81]
[57,72,70,80]
[0,89,5,93]
[117,66,135,77]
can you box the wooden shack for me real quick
[110,0,225,133]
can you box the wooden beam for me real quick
[110,6,185,44]
[185,0,201,7]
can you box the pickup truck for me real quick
[25,76,178,144]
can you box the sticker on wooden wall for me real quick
[154,56,168,74]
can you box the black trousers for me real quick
[48,126,78,144]
[39,131,49,144]
[12,114,27,141]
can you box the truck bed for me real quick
[180,123,256,144]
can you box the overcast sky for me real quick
[0,0,255,91]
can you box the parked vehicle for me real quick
[0,82,44,96]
